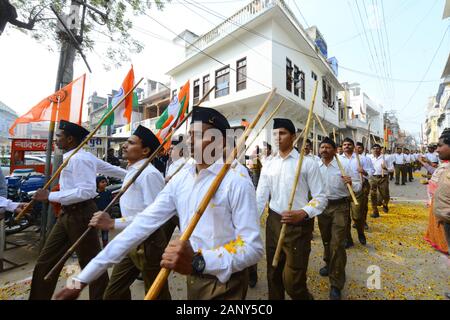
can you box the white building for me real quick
[165,0,343,151]
[338,83,384,148]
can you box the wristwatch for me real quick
[192,252,205,274]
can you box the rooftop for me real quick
[0,100,18,117]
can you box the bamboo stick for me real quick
[272,81,319,268]
[15,78,144,222]
[333,128,337,142]
[144,88,277,300]
[352,131,364,182]
[43,86,215,281]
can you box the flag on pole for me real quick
[9,74,86,135]
[155,80,190,144]
[102,66,135,126]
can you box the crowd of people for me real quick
[2,107,449,301]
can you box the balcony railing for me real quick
[186,0,303,57]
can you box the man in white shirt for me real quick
[341,138,371,247]
[369,144,390,218]
[0,196,26,214]
[425,145,440,165]
[261,141,274,166]
[88,125,171,300]
[30,120,127,300]
[384,149,395,181]
[404,148,414,182]
[318,137,361,300]
[355,142,374,232]
[256,118,327,300]
[304,138,320,161]
[55,107,263,300]
[165,135,187,182]
[393,147,407,185]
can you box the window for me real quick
[286,58,293,92]
[322,79,334,109]
[293,65,299,96]
[311,71,317,81]
[300,71,305,100]
[193,79,200,105]
[236,58,247,91]
[203,75,210,101]
[215,66,230,98]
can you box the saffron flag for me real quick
[155,80,190,143]
[9,74,86,136]
[102,66,135,126]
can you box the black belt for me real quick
[61,199,95,212]
[192,269,247,281]
[328,197,349,205]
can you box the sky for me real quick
[0,0,449,139]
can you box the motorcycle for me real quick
[4,173,44,235]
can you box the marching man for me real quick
[55,107,263,300]
[88,125,172,300]
[318,137,361,300]
[29,120,127,300]
[256,118,327,300]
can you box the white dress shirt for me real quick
[384,154,395,172]
[75,158,263,284]
[341,152,374,181]
[256,148,327,219]
[261,154,274,166]
[166,157,187,178]
[425,152,439,163]
[369,154,387,176]
[48,149,127,206]
[319,158,361,200]
[393,153,406,165]
[115,159,165,230]
[0,196,19,212]
[404,154,412,164]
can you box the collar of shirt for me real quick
[127,158,147,171]
[63,148,78,160]
[273,148,298,161]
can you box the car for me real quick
[1,155,46,177]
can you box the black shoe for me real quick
[382,205,389,213]
[345,239,354,249]
[136,273,143,281]
[330,286,341,300]
[401,183,406,185]
[358,233,367,245]
[319,266,329,277]
[395,182,399,185]
[364,223,369,230]
[248,272,258,288]
[370,212,380,218]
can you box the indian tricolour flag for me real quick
[155,80,190,143]
[102,66,136,126]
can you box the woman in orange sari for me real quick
[419,157,448,254]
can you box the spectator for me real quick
[105,148,120,166]
[94,176,113,248]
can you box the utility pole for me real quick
[39,1,106,250]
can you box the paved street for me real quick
[1,171,449,300]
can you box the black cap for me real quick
[171,135,184,146]
[190,106,230,134]
[273,118,295,134]
[133,125,161,151]
[320,137,336,149]
[59,120,89,141]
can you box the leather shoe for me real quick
[382,205,389,213]
[358,233,367,245]
[370,212,380,218]
[319,266,329,277]
[345,239,354,249]
[330,286,341,300]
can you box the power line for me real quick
[398,26,449,114]
[292,0,309,28]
